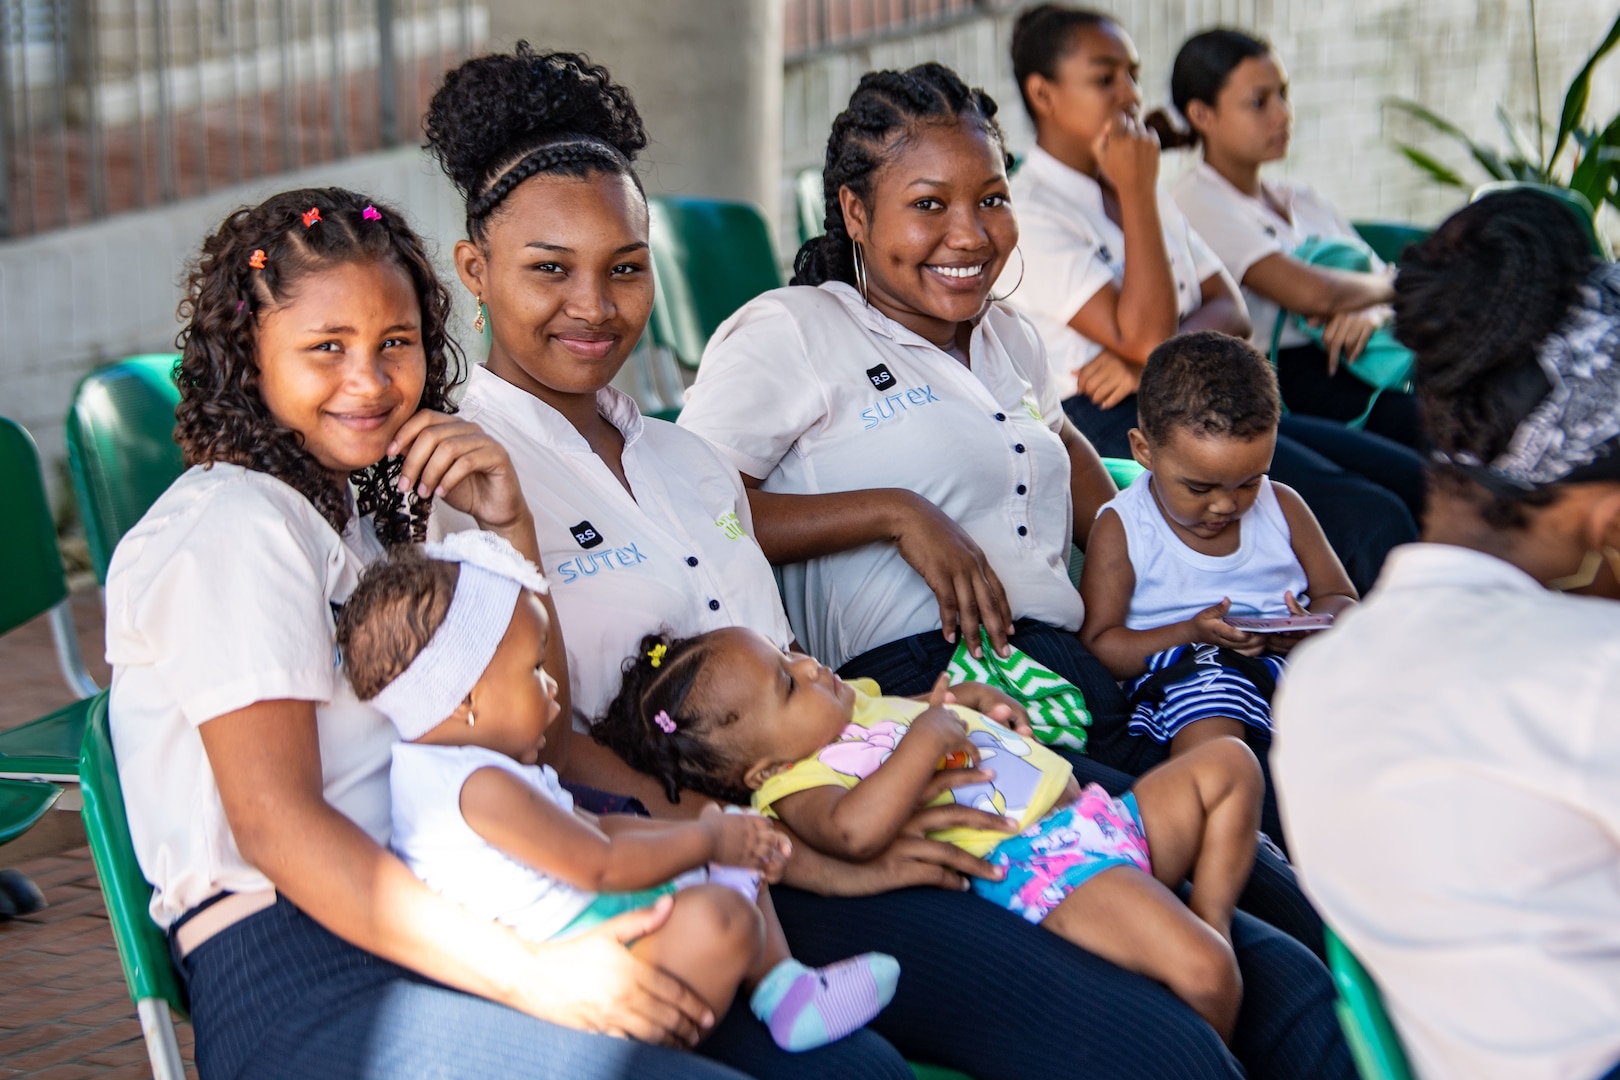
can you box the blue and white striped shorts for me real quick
[1124,643,1286,743]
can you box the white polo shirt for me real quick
[678,281,1082,672]
[105,464,393,927]
[1274,543,1620,1080]
[1003,145,1225,382]
[1172,161,1380,350]
[432,365,793,729]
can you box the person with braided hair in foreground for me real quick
[1275,189,1620,1080]
[104,189,753,1080]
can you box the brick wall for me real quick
[781,0,1619,258]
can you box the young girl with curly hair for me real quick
[106,188,742,1079]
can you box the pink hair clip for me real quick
[235,299,247,314]
[653,710,676,734]
[248,249,267,269]
[362,205,382,221]
[302,207,321,228]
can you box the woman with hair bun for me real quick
[680,58,1354,1080]
[1161,28,1421,449]
[422,45,914,1078]
[1001,3,1422,594]
[1275,189,1620,1080]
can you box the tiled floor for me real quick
[0,586,198,1077]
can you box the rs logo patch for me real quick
[569,520,604,549]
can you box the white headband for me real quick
[368,530,551,741]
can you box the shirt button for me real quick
[686,556,699,567]
[1017,525,1028,536]
[1016,484,1027,495]
[994,412,1006,421]
[1177,281,1186,291]
[708,599,721,611]
[1014,443,1026,454]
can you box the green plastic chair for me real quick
[647,196,784,370]
[1069,457,1147,586]
[909,1063,972,1080]
[1471,182,1608,259]
[0,417,97,702]
[80,691,188,1080]
[64,353,185,584]
[0,418,97,796]
[0,778,62,845]
[1324,925,1416,1080]
[1351,221,1431,265]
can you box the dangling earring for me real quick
[472,295,487,335]
[851,239,870,306]
[989,246,1026,303]
[1549,546,1620,592]
[466,709,476,728]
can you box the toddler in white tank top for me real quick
[1078,333,1358,843]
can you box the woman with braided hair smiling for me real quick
[680,59,1353,1080]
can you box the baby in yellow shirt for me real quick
[594,626,1264,1042]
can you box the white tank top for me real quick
[1101,471,1308,630]
[390,743,595,943]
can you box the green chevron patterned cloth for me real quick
[945,629,1091,753]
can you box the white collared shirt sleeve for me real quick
[1172,167,1284,283]
[105,465,394,927]
[677,298,828,482]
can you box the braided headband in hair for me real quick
[468,137,630,223]
[367,531,551,740]
[1439,263,1620,492]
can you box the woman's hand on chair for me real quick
[892,494,1014,659]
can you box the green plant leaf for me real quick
[1495,104,1546,176]
[1552,8,1620,165]
[1468,144,1516,181]
[1387,98,1470,140]
[1396,144,1469,187]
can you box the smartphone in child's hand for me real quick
[1223,613,1335,634]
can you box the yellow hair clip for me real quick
[648,643,668,668]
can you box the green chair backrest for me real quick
[0,418,70,637]
[65,354,185,583]
[795,166,826,246]
[1324,925,1415,1080]
[79,691,189,1019]
[647,196,784,369]
[1471,182,1608,259]
[1351,222,1431,265]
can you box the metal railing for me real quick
[783,0,1013,59]
[0,0,485,238]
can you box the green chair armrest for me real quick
[0,697,94,783]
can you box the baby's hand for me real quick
[1267,591,1311,656]
[1188,598,1267,656]
[943,681,1033,737]
[701,804,792,872]
[915,674,977,766]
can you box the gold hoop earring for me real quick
[988,246,1026,303]
[472,295,487,335]
[851,240,870,306]
[1549,546,1620,592]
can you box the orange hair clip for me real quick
[248,249,267,269]
[302,207,321,227]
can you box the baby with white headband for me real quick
[335,530,898,1052]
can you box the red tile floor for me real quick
[0,586,199,1077]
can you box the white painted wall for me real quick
[0,144,471,511]
[780,0,1620,260]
